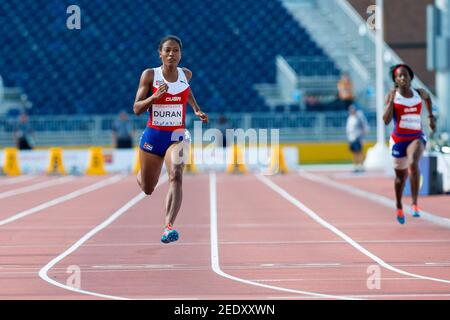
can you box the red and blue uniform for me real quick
[389,89,426,158]
[139,67,191,157]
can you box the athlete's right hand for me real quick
[152,83,168,100]
[387,88,396,106]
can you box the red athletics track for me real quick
[0,170,449,300]
[306,169,450,219]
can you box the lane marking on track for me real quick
[331,172,390,179]
[298,170,450,229]
[2,239,450,249]
[5,261,450,273]
[2,268,447,278]
[259,263,341,268]
[209,172,360,300]
[252,277,415,282]
[300,165,353,172]
[269,293,450,299]
[91,264,176,269]
[256,174,450,285]
[0,175,123,226]
[0,176,36,186]
[0,176,75,199]
[38,175,168,300]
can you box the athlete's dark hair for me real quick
[158,35,182,51]
[390,64,414,83]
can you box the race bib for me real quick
[399,114,421,130]
[152,104,183,126]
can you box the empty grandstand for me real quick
[0,0,340,116]
[0,0,438,152]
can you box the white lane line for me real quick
[259,263,341,268]
[6,261,450,272]
[3,239,450,249]
[256,174,450,285]
[269,293,450,299]
[0,175,123,226]
[38,175,168,300]
[252,277,414,283]
[425,262,450,266]
[91,264,175,269]
[209,172,360,300]
[0,176,75,199]
[0,175,37,185]
[350,293,450,298]
[298,170,450,229]
[300,164,353,172]
[332,171,389,179]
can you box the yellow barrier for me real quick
[0,141,377,177]
[133,147,140,175]
[86,147,106,175]
[47,147,66,175]
[295,142,375,164]
[3,148,21,176]
[268,146,288,174]
[226,144,247,174]
[184,146,198,174]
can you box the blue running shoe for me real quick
[412,205,421,218]
[396,209,405,225]
[161,224,179,244]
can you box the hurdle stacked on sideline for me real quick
[0,145,296,176]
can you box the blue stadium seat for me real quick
[0,0,340,115]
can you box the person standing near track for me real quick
[383,64,436,224]
[346,104,369,173]
[14,113,34,150]
[133,35,208,243]
[112,111,134,149]
[337,72,354,109]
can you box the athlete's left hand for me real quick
[429,116,436,132]
[195,110,208,123]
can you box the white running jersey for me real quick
[148,67,190,131]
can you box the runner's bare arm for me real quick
[417,88,436,132]
[383,89,396,125]
[183,68,208,123]
[133,69,168,116]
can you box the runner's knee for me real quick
[395,176,404,185]
[408,155,420,169]
[409,162,419,173]
[169,167,183,184]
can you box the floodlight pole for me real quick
[375,0,385,146]
[435,0,450,132]
[364,0,391,171]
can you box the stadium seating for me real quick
[0,0,339,115]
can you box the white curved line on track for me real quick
[37,172,450,300]
[256,174,450,285]
[209,172,360,300]
[38,175,168,300]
